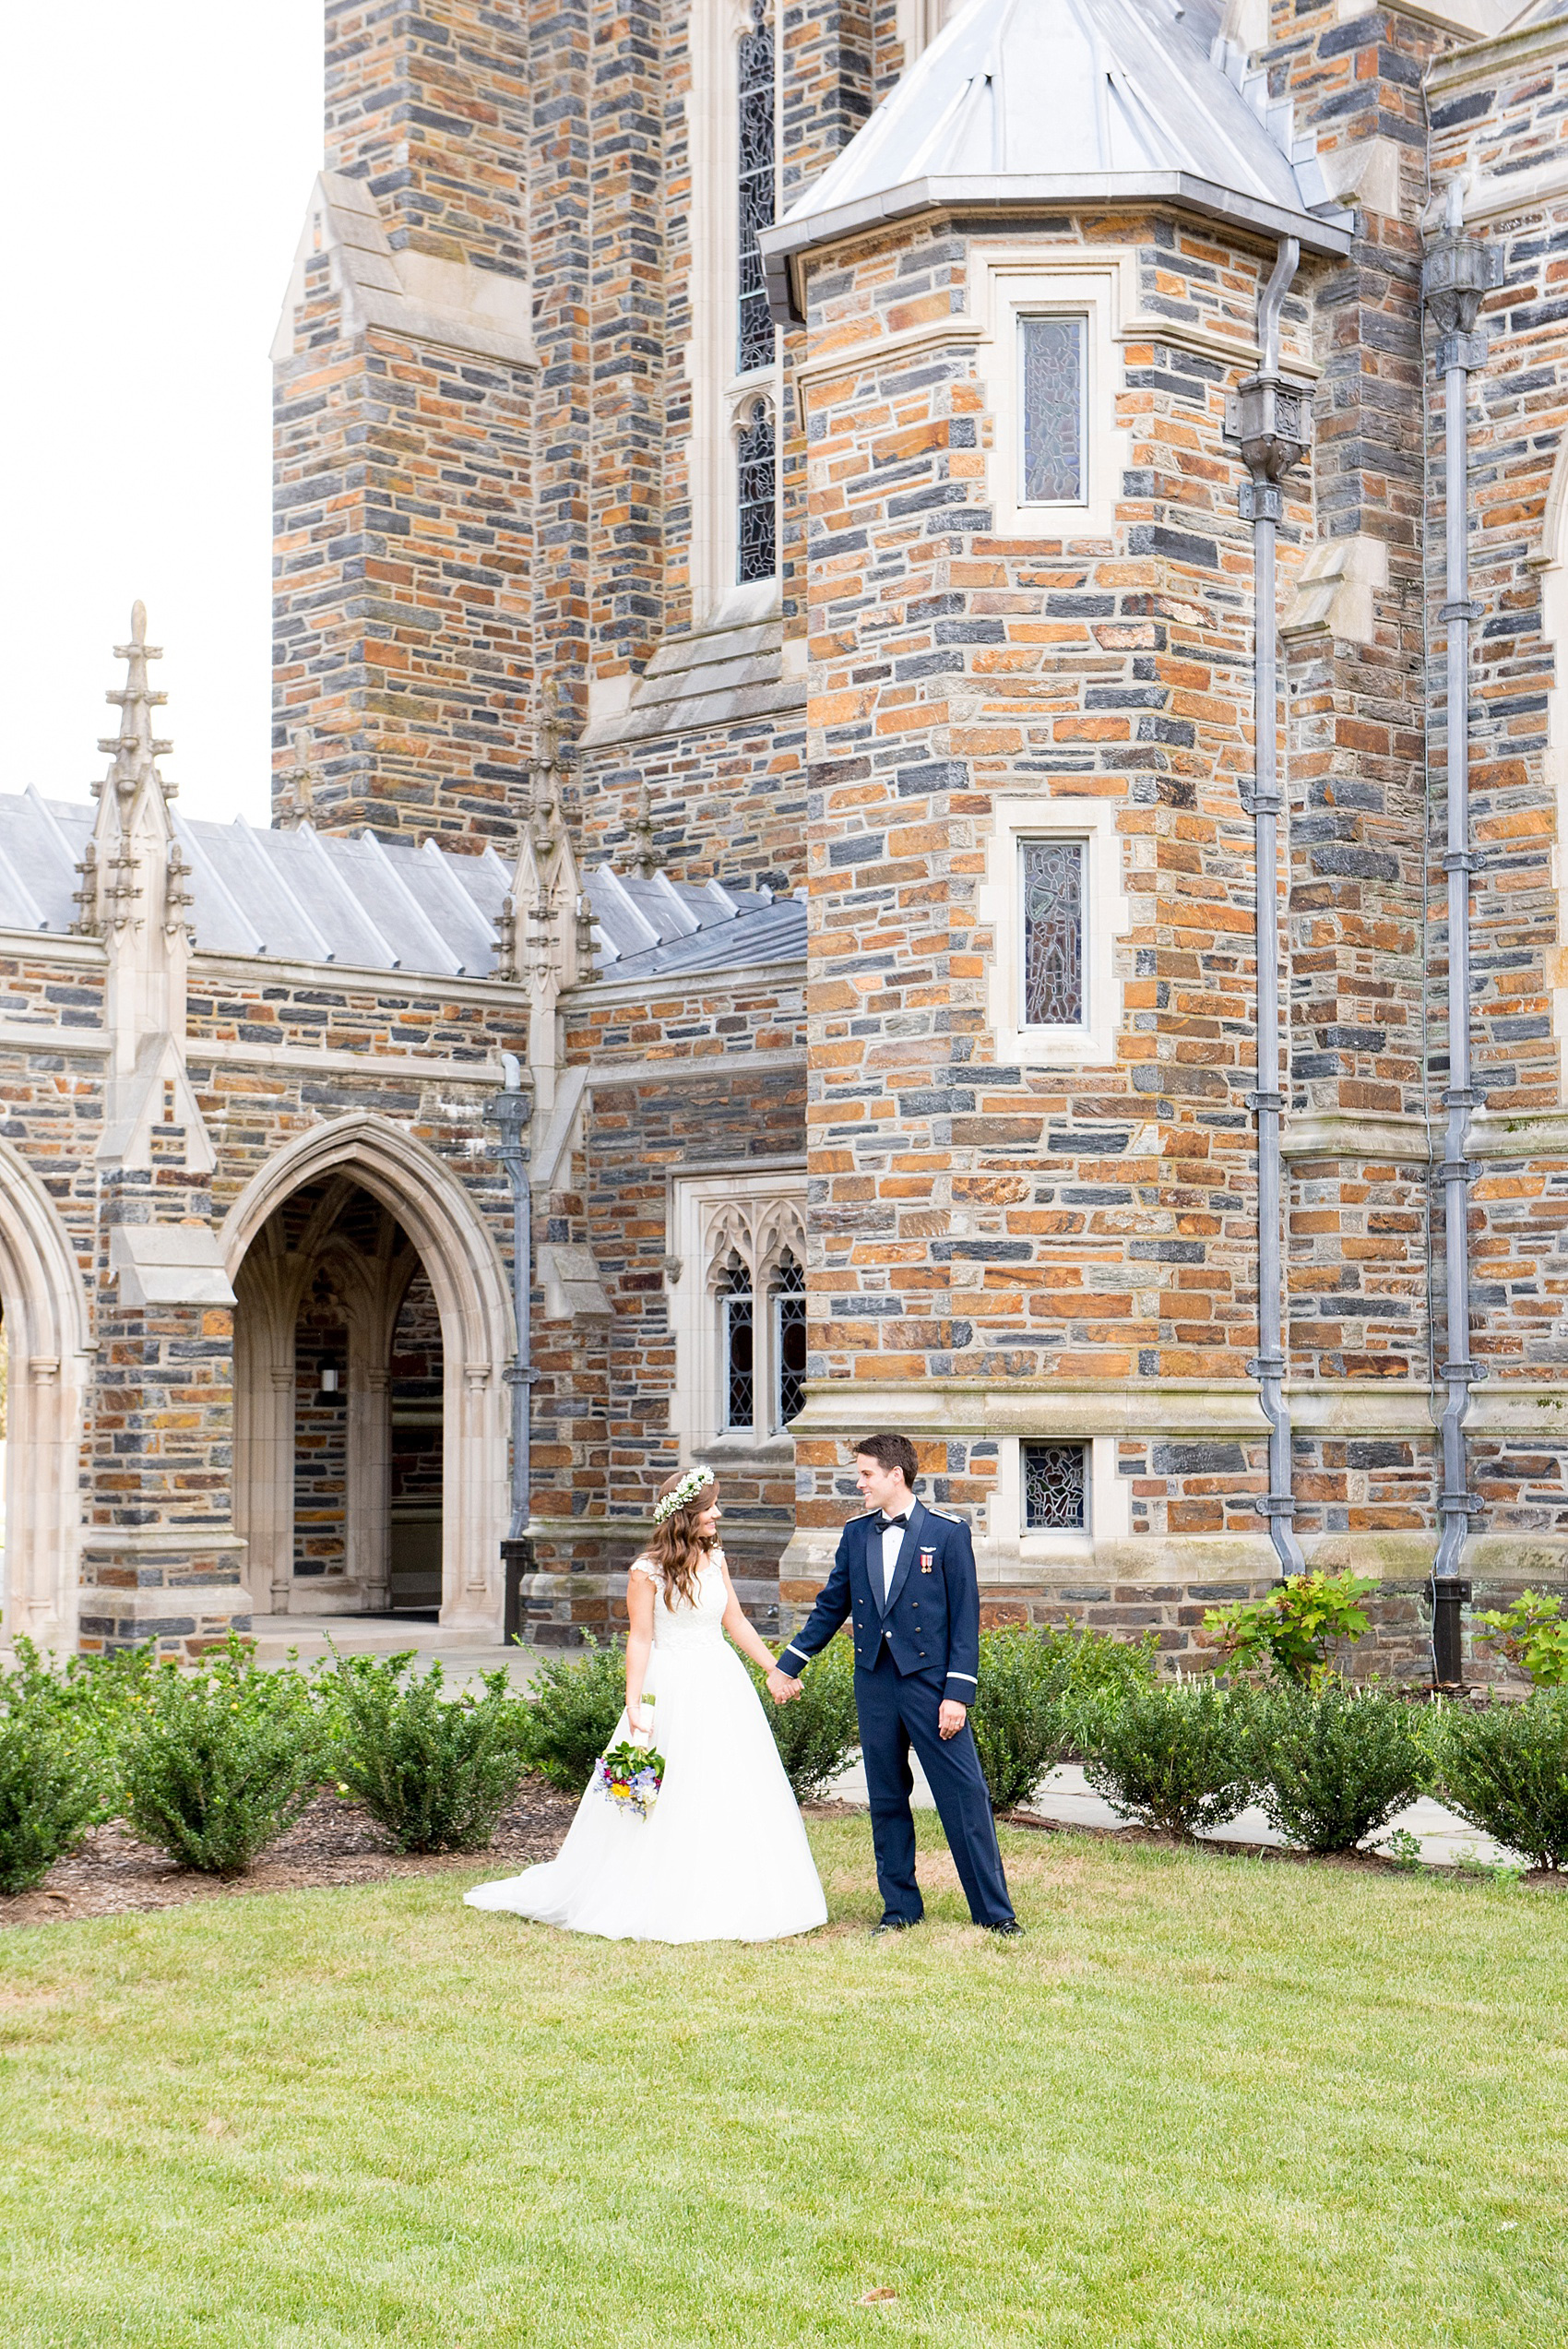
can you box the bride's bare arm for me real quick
[718,1556,802,1697]
[624,1568,656,1731]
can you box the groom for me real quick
[770,1435,1020,1937]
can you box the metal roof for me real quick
[0,789,511,977]
[761,0,1352,323]
[584,866,806,983]
[0,787,806,988]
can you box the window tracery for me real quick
[736,0,777,376]
[736,397,777,584]
[675,1178,806,1449]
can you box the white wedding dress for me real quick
[466,1552,827,1942]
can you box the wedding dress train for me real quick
[465,1552,827,1942]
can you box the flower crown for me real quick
[652,1468,712,1526]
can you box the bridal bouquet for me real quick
[594,1700,664,1820]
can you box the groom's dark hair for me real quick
[856,1433,918,1488]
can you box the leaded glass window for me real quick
[737,399,776,583]
[737,0,776,376]
[773,1251,806,1427]
[1021,838,1085,1027]
[1023,1442,1087,1532]
[1020,316,1085,505]
[720,1255,754,1431]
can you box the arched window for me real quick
[736,0,776,376]
[736,398,777,584]
[719,1253,754,1431]
[772,1248,805,1426]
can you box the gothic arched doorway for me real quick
[222,1115,511,1633]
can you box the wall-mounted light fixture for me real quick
[317,1362,342,1401]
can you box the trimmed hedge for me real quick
[1437,1690,1568,1871]
[1249,1683,1433,1854]
[327,1654,532,1853]
[747,1633,861,1801]
[1078,1681,1257,1840]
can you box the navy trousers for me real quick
[855,1650,1015,1927]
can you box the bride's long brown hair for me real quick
[647,1473,719,1611]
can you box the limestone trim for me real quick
[669,1167,807,1454]
[220,1114,514,1635]
[685,0,784,616]
[271,173,539,370]
[0,1133,90,1652]
[1424,14,1568,96]
[188,1040,512,1086]
[975,251,1133,541]
[980,793,1132,1067]
[787,1377,1480,1438]
[1280,1112,1432,1163]
[190,954,525,1008]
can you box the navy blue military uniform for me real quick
[778,1500,1015,1928]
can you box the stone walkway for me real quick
[253,1615,1519,1873]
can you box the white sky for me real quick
[2,3,323,823]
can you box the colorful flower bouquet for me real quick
[595,1700,664,1820]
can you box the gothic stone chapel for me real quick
[2,0,1567,1675]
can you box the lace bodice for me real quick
[631,1550,728,1652]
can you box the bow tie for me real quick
[877,1512,909,1532]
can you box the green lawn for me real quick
[1,1817,1564,2348]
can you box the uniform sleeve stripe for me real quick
[778,1645,807,1667]
[945,1672,977,1684]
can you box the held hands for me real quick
[766,1668,804,1704]
[938,1699,968,1741]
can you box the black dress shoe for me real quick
[873,1916,919,1935]
[985,1919,1026,1938]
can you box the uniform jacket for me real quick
[778,1499,980,1706]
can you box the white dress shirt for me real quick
[878,1513,909,1605]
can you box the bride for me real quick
[466,1470,827,1941]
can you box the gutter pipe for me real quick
[1421,181,1499,1683]
[488,1055,535,1633]
[1230,238,1307,1576]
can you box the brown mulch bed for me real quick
[0,1779,579,1931]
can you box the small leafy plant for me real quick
[970,1622,1158,1814]
[1205,1571,1377,1687]
[749,1632,860,1802]
[0,1709,110,1893]
[519,1636,629,1795]
[1247,1682,1433,1854]
[1474,1590,1568,1688]
[121,1638,327,1877]
[1436,1689,1568,1872]
[1380,1826,1424,1871]
[328,1654,532,1852]
[1078,1680,1257,1840]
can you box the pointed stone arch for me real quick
[0,1136,89,1650]
[220,1115,513,1633]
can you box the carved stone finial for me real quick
[629,782,661,878]
[97,601,174,805]
[278,726,320,828]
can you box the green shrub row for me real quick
[7,1620,1568,1892]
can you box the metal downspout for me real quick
[1421,183,1499,1682]
[489,1055,535,1636]
[1229,239,1307,1575]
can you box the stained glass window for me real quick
[721,1255,754,1431]
[1023,1442,1087,1532]
[1020,316,1085,504]
[737,399,776,583]
[737,0,776,376]
[1021,839,1084,1027]
[773,1252,806,1427]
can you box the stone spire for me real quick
[97,601,175,805]
[80,604,214,1174]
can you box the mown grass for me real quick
[1,1816,1564,2347]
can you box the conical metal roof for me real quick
[761,0,1350,322]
